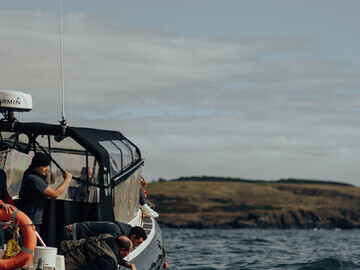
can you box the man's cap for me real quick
[30,152,51,168]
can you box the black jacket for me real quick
[73,221,132,239]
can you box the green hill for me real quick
[146,178,360,229]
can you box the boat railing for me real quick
[126,217,155,261]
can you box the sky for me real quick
[0,1,359,184]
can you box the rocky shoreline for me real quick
[147,178,360,230]
[156,208,360,229]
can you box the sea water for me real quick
[162,228,360,270]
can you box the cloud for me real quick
[0,8,359,184]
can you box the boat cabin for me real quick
[0,91,144,246]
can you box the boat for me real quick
[0,90,166,269]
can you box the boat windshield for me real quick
[1,131,100,203]
[99,139,139,178]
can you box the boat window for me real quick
[48,152,100,203]
[0,131,30,153]
[34,135,100,202]
[99,141,122,177]
[2,134,100,203]
[99,139,138,178]
[113,167,141,223]
[36,134,87,153]
[112,140,132,168]
[122,140,139,161]
[1,131,27,144]
[2,149,33,197]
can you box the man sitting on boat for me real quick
[62,221,147,248]
[60,234,136,270]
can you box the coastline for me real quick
[147,178,360,229]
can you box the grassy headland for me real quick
[146,177,360,229]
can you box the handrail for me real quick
[112,159,144,187]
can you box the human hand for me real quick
[1,203,16,214]
[141,177,148,187]
[124,262,137,270]
[63,171,73,181]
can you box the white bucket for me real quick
[34,246,58,268]
[56,255,66,270]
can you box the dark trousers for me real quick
[139,188,146,206]
[34,224,44,246]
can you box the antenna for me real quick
[59,0,67,134]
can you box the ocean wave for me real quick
[163,229,360,270]
[295,257,360,270]
[240,238,271,245]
